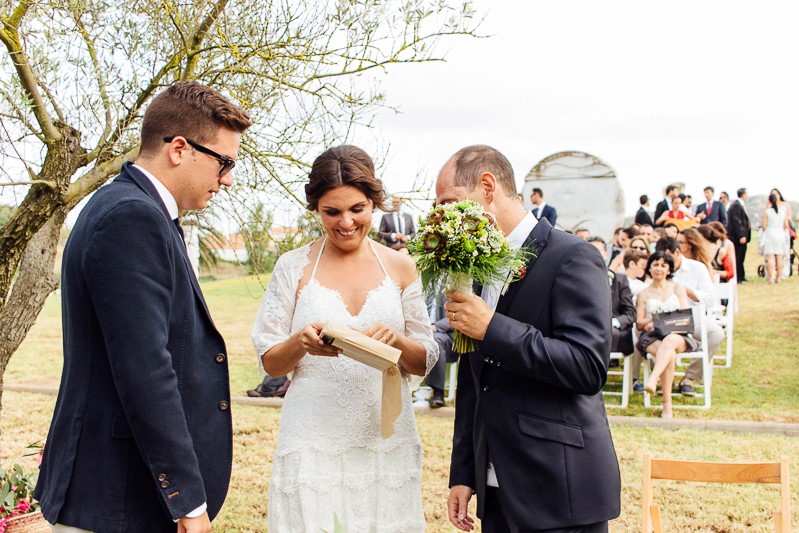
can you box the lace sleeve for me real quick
[251,247,308,375]
[401,279,439,377]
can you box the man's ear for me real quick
[479,172,497,201]
[166,137,189,167]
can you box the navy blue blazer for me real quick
[531,204,557,227]
[449,219,621,530]
[35,163,232,532]
[696,200,728,226]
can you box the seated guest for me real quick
[424,304,457,408]
[589,237,637,356]
[696,224,734,283]
[636,252,698,419]
[638,223,656,250]
[663,223,680,239]
[574,227,591,240]
[708,221,736,281]
[610,235,649,273]
[620,248,650,302]
[679,227,715,278]
[609,226,624,264]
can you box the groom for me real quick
[439,146,620,532]
[35,82,251,532]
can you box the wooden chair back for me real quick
[642,452,791,532]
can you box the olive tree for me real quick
[0,0,477,427]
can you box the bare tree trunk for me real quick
[0,208,66,439]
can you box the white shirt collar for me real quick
[737,198,746,207]
[534,200,547,213]
[132,164,179,220]
[506,211,538,250]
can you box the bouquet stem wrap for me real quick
[448,271,476,353]
[381,366,402,438]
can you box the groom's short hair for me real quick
[450,145,517,197]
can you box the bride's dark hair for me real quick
[305,145,385,211]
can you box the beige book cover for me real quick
[321,322,401,371]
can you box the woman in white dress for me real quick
[761,192,789,284]
[770,188,792,279]
[251,145,438,532]
[636,251,696,419]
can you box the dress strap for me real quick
[368,239,390,278]
[310,237,327,280]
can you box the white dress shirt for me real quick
[672,256,715,309]
[482,211,537,487]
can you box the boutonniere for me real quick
[501,251,533,296]
[607,270,614,286]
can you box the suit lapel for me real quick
[122,163,216,327]
[495,218,554,317]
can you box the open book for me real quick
[320,323,401,371]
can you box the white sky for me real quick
[351,0,799,215]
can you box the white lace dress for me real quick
[251,239,438,533]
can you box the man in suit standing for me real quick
[440,145,620,533]
[530,187,558,227]
[378,195,416,251]
[653,184,679,226]
[35,82,252,532]
[695,186,728,226]
[727,188,752,283]
[635,195,655,226]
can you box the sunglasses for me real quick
[631,245,648,251]
[164,136,236,177]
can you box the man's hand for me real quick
[739,237,746,245]
[177,512,211,533]
[447,485,475,531]
[444,290,493,341]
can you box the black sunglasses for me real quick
[631,245,648,251]
[164,136,236,177]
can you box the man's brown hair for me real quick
[450,145,517,197]
[139,81,252,156]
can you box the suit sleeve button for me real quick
[215,353,226,363]
[160,480,169,488]
[158,473,167,481]
[218,400,229,411]
[482,386,489,393]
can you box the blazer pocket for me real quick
[111,415,134,440]
[517,412,585,448]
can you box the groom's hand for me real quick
[444,290,493,341]
[447,485,475,531]
[177,512,211,533]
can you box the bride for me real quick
[251,145,438,532]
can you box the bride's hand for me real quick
[363,323,397,346]
[300,323,342,357]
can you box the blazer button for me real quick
[161,480,169,488]
[215,353,226,363]
[218,400,229,411]
[482,386,489,393]
[158,473,167,482]
[496,361,502,367]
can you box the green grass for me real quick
[3,245,798,531]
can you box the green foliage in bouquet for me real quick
[407,200,530,352]
[408,200,529,296]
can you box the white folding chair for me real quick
[644,304,712,410]
[711,280,735,368]
[603,351,631,408]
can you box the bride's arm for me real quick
[251,248,339,378]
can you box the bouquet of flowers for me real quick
[0,442,45,533]
[408,199,529,353]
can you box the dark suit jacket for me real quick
[635,206,654,226]
[653,199,670,226]
[727,201,751,242]
[695,200,728,226]
[449,219,621,530]
[35,163,232,532]
[610,272,636,355]
[531,204,557,227]
[377,212,416,249]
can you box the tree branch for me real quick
[67,146,139,209]
[181,0,230,80]
[0,2,61,141]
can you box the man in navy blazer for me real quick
[529,187,557,227]
[440,146,620,533]
[35,82,251,532]
[695,186,727,226]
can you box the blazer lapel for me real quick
[495,218,554,317]
[122,163,217,327]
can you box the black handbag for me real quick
[653,308,694,337]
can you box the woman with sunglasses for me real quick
[636,252,697,418]
[609,235,649,273]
